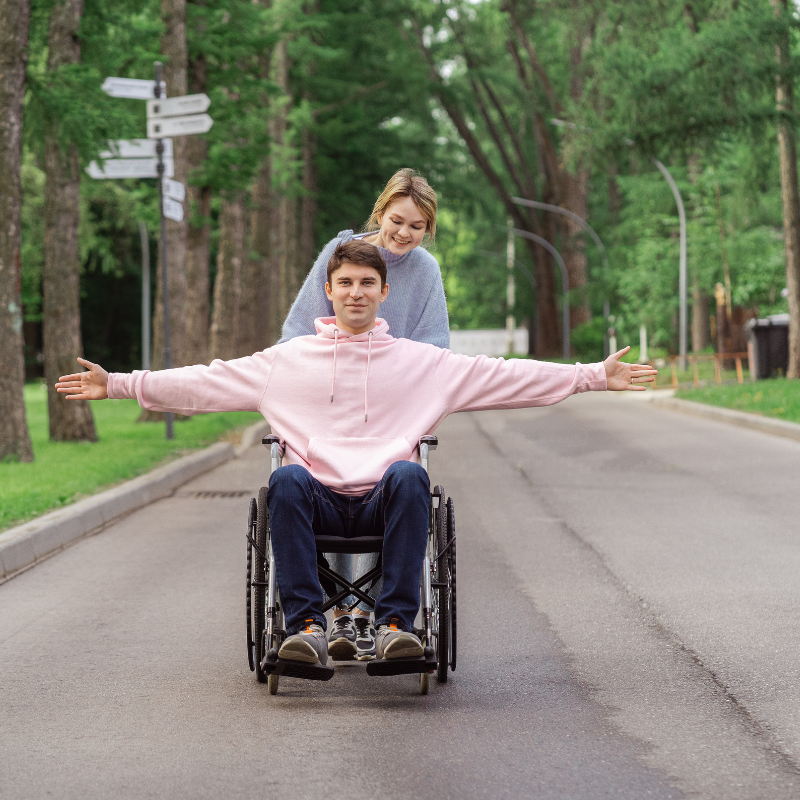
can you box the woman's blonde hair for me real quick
[365,168,438,242]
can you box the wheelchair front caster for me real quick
[419,672,430,695]
[268,673,279,695]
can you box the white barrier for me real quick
[448,328,529,357]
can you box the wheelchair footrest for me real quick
[365,655,437,677]
[260,654,335,682]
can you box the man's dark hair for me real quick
[327,239,387,288]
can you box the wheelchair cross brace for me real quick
[317,563,382,614]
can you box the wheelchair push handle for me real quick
[262,435,284,475]
[418,435,438,474]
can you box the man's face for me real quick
[325,263,389,334]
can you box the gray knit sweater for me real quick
[279,230,450,348]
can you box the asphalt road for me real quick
[2,393,799,799]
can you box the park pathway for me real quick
[1,393,799,799]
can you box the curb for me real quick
[0,419,269,583]
[648,396,800,443]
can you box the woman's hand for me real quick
[55,358,109,401]
[604,346,658,391]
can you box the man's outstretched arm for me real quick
[434,345,657,414]
[56,351,275,415]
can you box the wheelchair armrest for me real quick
[262,434,281,448]
[419,435,438,451]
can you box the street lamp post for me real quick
[550,119,688,370]
[511,196,611,357]
[649,158,687,371]
[511,228,571,359]
[154,61,173,440]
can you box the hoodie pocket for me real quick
[306,437,412,493]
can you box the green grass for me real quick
[0,384,262,532]
[677,378,800,424]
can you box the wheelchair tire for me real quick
[434,489,450,684]
[246,498,257,672]
[268,673,279,695]
[446,497,457,673]
[253,486,269,684]
[419,672,430,695]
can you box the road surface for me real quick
[2,393,799,798]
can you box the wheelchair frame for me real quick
[245,435,457,695]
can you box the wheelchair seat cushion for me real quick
[314,535,384,554]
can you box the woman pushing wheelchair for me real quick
[280,168,449,662]
[56,237,656,672]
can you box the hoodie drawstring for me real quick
[364,331,373,422]
[330,328,338,402]
[328,325,373,423]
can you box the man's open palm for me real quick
[604,347,658,391]
[55,358,109,401]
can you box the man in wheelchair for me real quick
[57,239,656,670]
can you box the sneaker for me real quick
[278,620,328,665]
[375,619,424,660]
[327,614,357,661]
[354,616,376,661]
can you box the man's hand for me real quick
[55,358,109,401]
[604,346,658,391]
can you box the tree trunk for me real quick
[535,197,561,356]
[151,0,189,370]
[559,169,591,329]
[691,274,709,352]
[250,161,278,345]
[0,0,34,461]
[183,26,210,366]
[300,124,318,282]
[773,0,800,378]
[237,204,264,356]
[42,0,96,442]
[209,195,245,362]
[269,38,301,329]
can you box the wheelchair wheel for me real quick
[433,488,450,684]
[253,487,269,683]
[268,673,279,695]
[446,496,457,672]
[246,498,257,672]
[419,671,430,695]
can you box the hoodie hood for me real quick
[314,316,391,340]
[313,317,392,421]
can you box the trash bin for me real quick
[745,314,789,379]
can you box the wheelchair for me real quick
[246,434,457,695]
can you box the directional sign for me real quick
[147,113,213,139]
[147,93,210,119]
[86,158,175,180]
[99,138,173,159]
[101,77,166,100]
[162,177,185,203]
[163,197,184,222]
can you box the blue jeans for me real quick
[267,461,430,636]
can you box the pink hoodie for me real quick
[108,317,607,495]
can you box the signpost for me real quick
[91,67,213,440]
[99,139,173,159]
[101,77,166,100]
[162,177,185,202]
[86,158,174,180]
[162,196,184,222]
[146,114,213,139]
[146,93,211,118]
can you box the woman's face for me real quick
[376,196,428,255]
